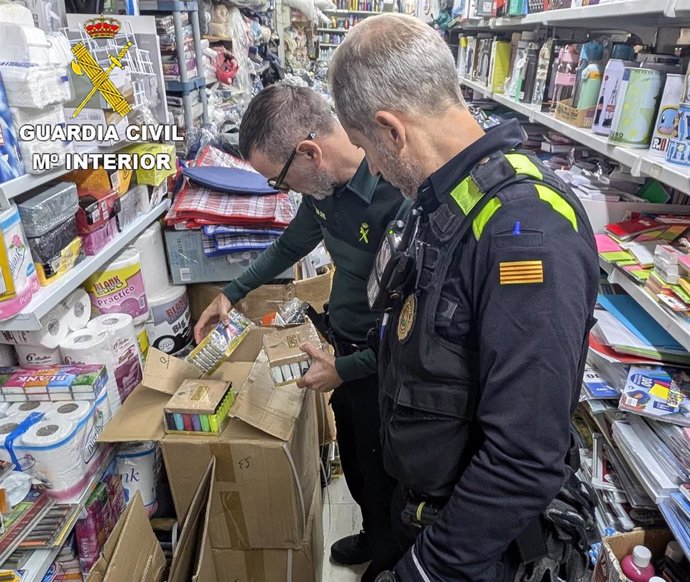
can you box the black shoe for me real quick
[331,532,372,565]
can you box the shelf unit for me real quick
[453,0,690,30]
[459,78,690,196]
[0,200,170,331]
[141,0,209,128]
[12,452,115,582]
[599,258,690,352]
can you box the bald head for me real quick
[328,13,465,136]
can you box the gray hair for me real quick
[328,14,465,135]
[238,84,337,161]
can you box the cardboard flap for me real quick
[169,458,216,582]
[99,386,169,443]
[144,348,202,395]
[232,351,306,442]
[86,493,165,582]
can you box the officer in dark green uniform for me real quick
[329,14,600,582]
[194,85,410,582]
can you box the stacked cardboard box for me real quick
[99,328,323,581]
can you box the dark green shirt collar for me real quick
[342,159,378,204]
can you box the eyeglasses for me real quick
[268,133,316,192]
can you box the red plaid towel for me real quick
[190,145,254,171]
[165,185,295,228]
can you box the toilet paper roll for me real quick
[14,344,62,366]
[0,305,69,349]
[133,222,173,298]
[147,286,192,355]
[18,417,88,493]
[0,345,16,367]
[85,247,149,325]
[60,329,120,415]
[49,401,91,424]
[115,441,159,512]
[87,314,142,406]
[63,289,91,331]
[9,402,53,418]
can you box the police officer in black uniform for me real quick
[329,14,600,582]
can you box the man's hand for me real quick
[296,342,343,392]
[194,294,232,343]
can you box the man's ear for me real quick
[374,111,406,152]
[296,140,323,166]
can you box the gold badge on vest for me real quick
[397,294,417,342]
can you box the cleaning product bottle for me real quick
[620,546,656,582]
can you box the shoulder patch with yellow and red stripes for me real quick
[499,260,544,285]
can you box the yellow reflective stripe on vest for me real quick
[472,197,502,240]
[504,153,543,180]
[534,184,578,231]
[450,176,483,215]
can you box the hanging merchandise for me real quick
[592,60,638,136]
[132,222,172,297]
[146,286,192,355]
[87,314,143,407]
[14,344,62,367]
[649,74,685,158]
[667,103,690,167]
[551,43,580,110]
[608,68,665,148]
[60,330,121,416]
[63,289,91,332]
[531,38,555,108]
[0,204,39,320]
[115,442,159,516]
[84,247,149,325]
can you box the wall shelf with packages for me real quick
[165,76,206,93]
[0,143,132,206]
[0,200,170,332]
[453,0,690,30]
[599,257,690,352]
[459,78,690,196]
[10,452,115,582]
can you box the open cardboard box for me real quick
[591,529,674,582]
[187,268,334,323]
[99,327,320,550]
[87,459,216,582]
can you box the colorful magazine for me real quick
[620,366,690,427]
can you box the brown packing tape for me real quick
[209,442,236,483]
[219,490,250,549]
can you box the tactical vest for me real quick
[378,150,595,499]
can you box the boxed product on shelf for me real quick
[123,143,176,187]
[64,108,129,150]
[67,166,133,197]
[16,181,79,239]
[164,228,294,285]
[555,98,596,128]
[76,190,121,234]
[0,364,108,401]
[99,327,320,551]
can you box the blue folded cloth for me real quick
[183,166,278,195]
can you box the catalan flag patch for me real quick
[499,260,544,285]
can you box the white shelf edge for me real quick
[0,200,170,332]
[459,78,690,197]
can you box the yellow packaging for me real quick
[490,41,512,94]
[66,167,133,196]
[124,143,177,187]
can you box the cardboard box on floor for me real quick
[87,460,216,582]
[99,327,320,551]
[187,268,334,323]
[213,478,323,582]
[591,529,674,582]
